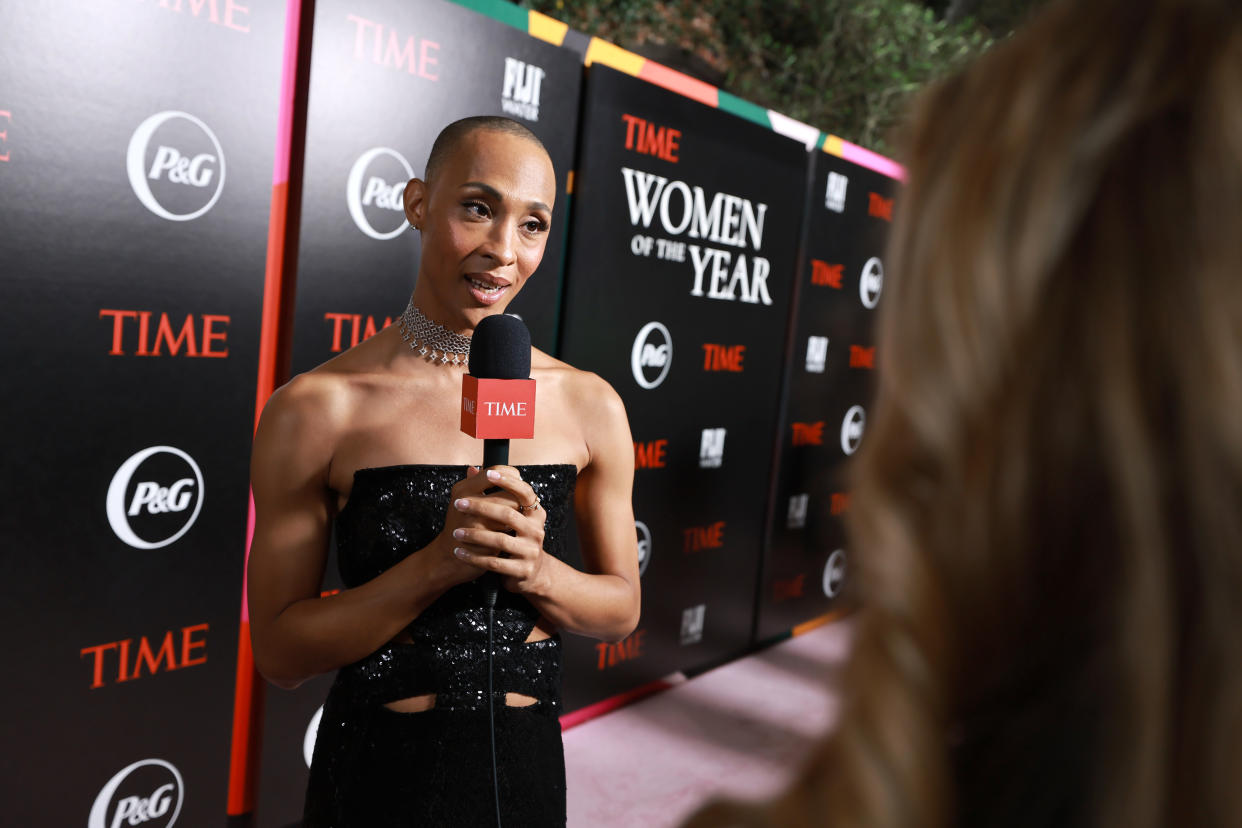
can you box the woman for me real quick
[248,116,641,826]
[688,0,1241,826]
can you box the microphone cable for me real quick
[485,581,503,828]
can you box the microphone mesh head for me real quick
[468,314,531,379]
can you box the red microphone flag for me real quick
[460,375,536,439]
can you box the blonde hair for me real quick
[687,0,1242,825]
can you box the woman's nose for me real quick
[479,220,517,266]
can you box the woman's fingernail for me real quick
[453,547,469,559]
[486,469,501,481]
[452,528,465,539]
[455,498,469,510]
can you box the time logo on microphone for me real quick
[460,376,535,439]
[466,400,529,417]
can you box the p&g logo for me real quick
[823,549,847,598]
[840,406,866,455]
[631,322,672,389]
[347,147,414,240]
[106,446,204,550]
[305,705,324,768]
[635,520,652,576]
[89,758,183,828]
[127,111,225,222]
[860,257,884,309]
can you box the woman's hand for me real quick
[447,465,549,594]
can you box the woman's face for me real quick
[405,129,556,329]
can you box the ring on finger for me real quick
[516,496,541,515]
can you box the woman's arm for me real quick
[451,374,641,643]
[246,375,490,689]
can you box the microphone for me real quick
[461,314,536,603]
[463,315,535,828]
[462,313,535,466]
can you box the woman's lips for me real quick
[464,274,509,305]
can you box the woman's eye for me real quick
[464,201,489,217]
[524,219,549,233]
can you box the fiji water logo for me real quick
[501,57,545,122]
[787,493,808,529]
[824,171,848,213]
[680,604,706,645]
[698,428,726,468]
[805,335,828,373]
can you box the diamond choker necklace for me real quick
[398,300,471,365]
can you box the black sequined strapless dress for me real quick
[303,464,577,828]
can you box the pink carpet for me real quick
[564,619,854,827]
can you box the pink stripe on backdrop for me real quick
[838,138,905,181]
[241,489,256,623]
[272,0,303,186]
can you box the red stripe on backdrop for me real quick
[558,612,849,733]
[560,675,686,731]
[227,494,264,814]
[228,0,306,815]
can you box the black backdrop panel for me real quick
[0,1,285,825]
[256,1,582,823]
[557,65,808,710]
[286,0,581,375]
[755,150,898,640]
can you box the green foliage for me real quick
[521,0,993,156]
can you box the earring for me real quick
[409,221,419,230]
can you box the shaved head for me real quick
[424,116,550,185]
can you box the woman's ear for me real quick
[403,177,428,229]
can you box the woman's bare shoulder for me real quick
[255,361,365,466]
[261,331,398,437]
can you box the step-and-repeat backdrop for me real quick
[0,1,286,826]
[0,0,901,821]
[254,1,583,823]
[557,64,808,709]
[756,150,898,640]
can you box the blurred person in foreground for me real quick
[687,0,1242,825]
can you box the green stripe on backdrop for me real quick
[551,191,572,357]
[717,91,771,127]
[452,0,529,31]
